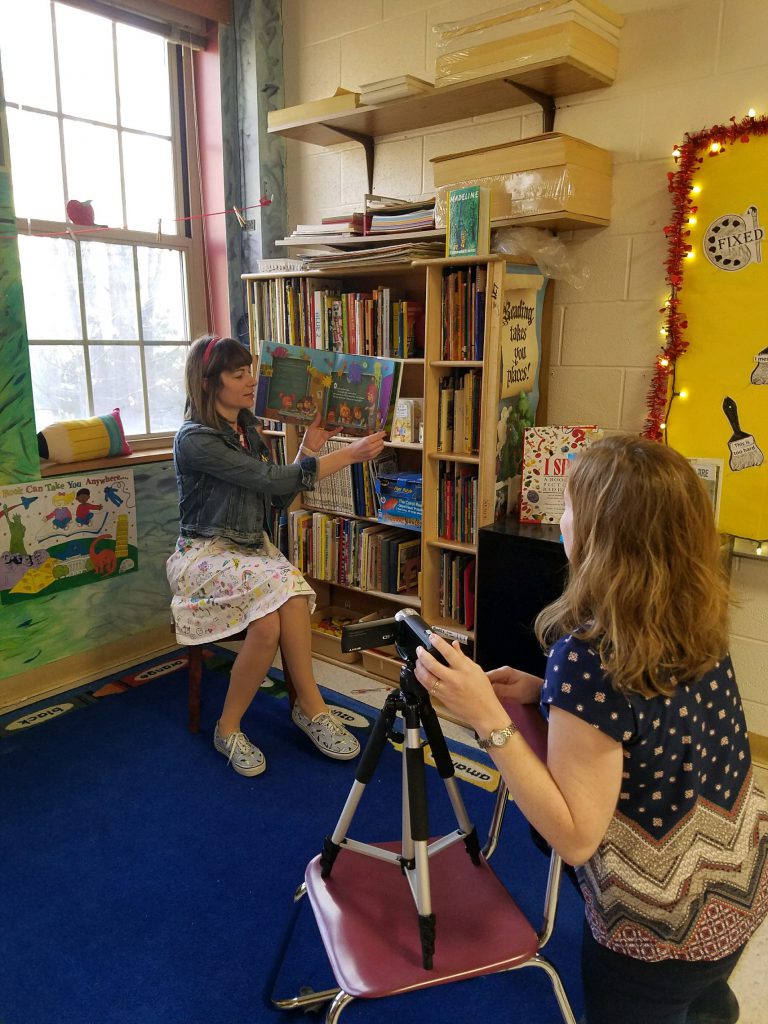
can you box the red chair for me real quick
[274,701,578,1023]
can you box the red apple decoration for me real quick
[66,199,96,226]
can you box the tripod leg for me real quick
[320,696,398,878]
[420,698,481,864]
[402,701,436,969]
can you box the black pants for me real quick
[581,920,744,1024]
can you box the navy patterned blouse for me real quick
[541,633,768,962]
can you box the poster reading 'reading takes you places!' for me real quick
[0,470,137,604]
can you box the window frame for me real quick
[8,11,207,446]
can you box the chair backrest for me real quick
[482,699,564,948]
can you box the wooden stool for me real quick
[184,630,296,733]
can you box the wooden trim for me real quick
[0,626,178,714]
[40,448,173,477]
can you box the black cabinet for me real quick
[475,520,568,676]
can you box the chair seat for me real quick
[305,838,539,1000]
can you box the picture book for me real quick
[687,457,724,526]
[520,425,601,524]
[391,397,423,444]
[255,341,400,437]
[446,185,491,258]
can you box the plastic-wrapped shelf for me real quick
[432,132,612,230]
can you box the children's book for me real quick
[446,184,491,258]
[519,425,601,524]
[255,340,401,436]
[687,457,724,526]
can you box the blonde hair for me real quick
[184,334,252,429]
[535,434,730,697]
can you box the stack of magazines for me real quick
[365,194,436,234]
[298,240,445,271]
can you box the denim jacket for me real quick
[173,412,317,547]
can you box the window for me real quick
[2,0,206,438]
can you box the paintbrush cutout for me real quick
[722,396,764,471]
[751,347,768,385]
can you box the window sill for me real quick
[40,446,173,478]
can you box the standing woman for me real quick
[415,435,768,1024]
[168,334,385,776]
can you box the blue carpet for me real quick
[0,652,584,1024]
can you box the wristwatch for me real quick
[477,721,518,750]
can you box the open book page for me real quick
[255,340,400,436]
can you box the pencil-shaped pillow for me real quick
[37,408,133,463]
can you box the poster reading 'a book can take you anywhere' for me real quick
[0,469,138,604]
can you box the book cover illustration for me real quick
[519,426,601,525]
[446,185,490,258]
[687,457,724,526]
[255,340,400,437]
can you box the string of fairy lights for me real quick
[646,108,768,559]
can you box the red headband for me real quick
[202,335,220,367]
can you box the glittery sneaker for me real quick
[291,705,360,760]
[213,721,266,776]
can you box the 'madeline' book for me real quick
[520,425,601,524]
[255,340,400,437]
[446,184,491,258]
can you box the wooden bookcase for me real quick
[243,256,547,680]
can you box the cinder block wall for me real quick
[280,0,768,744]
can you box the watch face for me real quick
[491,730,507,747]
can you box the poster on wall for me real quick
[0,469,138,604]
[648,114,768,540]
[493,264,548,518]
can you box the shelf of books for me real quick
[419,258,509,647]
[243,265,427,685]
[244,256,546,671]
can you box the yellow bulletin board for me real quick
[646,114,768,541]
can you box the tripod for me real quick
[319,660,481,969]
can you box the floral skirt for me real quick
[167,535,316,644]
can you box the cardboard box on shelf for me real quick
[431,133,612,186]
[434,9,621,90]
[431,133,613,229]
[361,645,405,683]
[310,606,366,663]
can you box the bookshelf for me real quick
[243,255,548,677]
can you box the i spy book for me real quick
[446,185,491,258]
[520,425,601,524]
[255,341,400,437]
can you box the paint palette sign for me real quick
[0,469,137,604]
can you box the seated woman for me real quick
[416,435,768,1024]
[168,334,385,777]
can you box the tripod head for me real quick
[341,609,449,699]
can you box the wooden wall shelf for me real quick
[268,64,610,148]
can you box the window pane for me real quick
[90,345,145,433]
[18,236,82,340]
[55,3,116,123]
[2,0,57,110]
[137,247,186,341]
[123,134,176,234]
[6,109,65,222]
[81,241,139,341]
[117,25,171,136]
[145,345,187,432]
[63,121,123,228]
[29,345,88,429]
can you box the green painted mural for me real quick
[0,61,39,484]
[0,460,180,680]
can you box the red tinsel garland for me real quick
[643,112,768,440]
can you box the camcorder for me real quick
[341,608,449,674]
